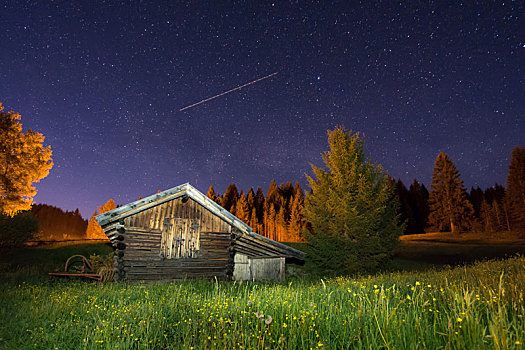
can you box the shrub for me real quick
[0,212,38,247]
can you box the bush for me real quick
[0,212,38,247]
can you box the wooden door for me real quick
[160,217,200,259]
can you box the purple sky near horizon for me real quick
[1,1,523,219]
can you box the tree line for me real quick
[31,204,87,240]
[390,147,525,234]
[207,146,525,241]
[205,180,307,242]
[4,146,524,245]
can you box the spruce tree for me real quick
[468,186,484,219]
[249,207,259,232]
[254,187,265,223]
[289,185,306,241]
[265,180,281,211]
[206,185,216,202]
[304,126,402,275]
[409,179,429,233]
[234,192,250,224]
[222,184,239,213]
[428,152,474,233]
[506,146,525,231]
[265,204,277,240]
[246,188,255,213]
[480,199,496,232]
[276,207,287,241]
[394,179,416,234]
[484,184,505,204]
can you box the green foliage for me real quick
[288,184,306,239]
[0,103,53,216]
[0,212,38,247]
[304,126,403,275]
[1,256,525,349]
[428,152,474,233]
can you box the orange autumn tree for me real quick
[0,103,53,216]
[86,199,116,239]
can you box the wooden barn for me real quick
[95,183,305,282]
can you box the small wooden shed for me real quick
[95,183,305,282]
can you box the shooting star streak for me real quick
[179,72,278,111]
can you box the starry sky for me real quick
[1,1,523,219]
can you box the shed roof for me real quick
[95,183,305,261]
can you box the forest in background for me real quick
[9,145,523,244]
[25,177,513,243]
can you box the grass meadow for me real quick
[1,241,524,349]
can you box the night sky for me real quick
[1,1,523,219]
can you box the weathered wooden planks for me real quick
[233,254,285,281]
[98,185,303,282]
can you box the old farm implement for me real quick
[48,254,103,281]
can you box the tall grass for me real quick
[1,256,524,349]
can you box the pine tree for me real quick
[222,184,239,213]
[234,192,250,224]
[484,184,505,204]
[266,180,281,211]
[264,204,277,240]
[254,187,265,223]
[468,186,484,219]
[86,199,116,239]
[506,146,525,231]
[428,152,474,233]
[394,179,416,234]
[246,188,255,213]
[409,179,429,233]
[289,184,306,242]
[275,207,286,241]
[492,200,503,230]
[0,103,53,215]
[480,199,496,232]
[249,207,259,232]
[304,126,403,275]
[206,185,217,202]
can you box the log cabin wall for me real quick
[117,197,235,281]
[97,183,306,282]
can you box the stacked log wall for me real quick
[100,194,302,282]
[120,229,233,281]
[110,197,234,281]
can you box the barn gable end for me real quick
[95,183,305,282]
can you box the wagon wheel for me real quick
[64,255,94,274]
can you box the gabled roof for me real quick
[95,183,305,261]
